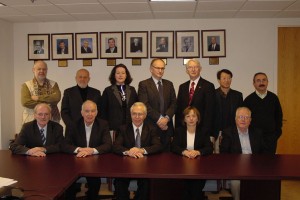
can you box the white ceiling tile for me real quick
[100,0,148,3]
[71,13,115,21]
[112,12,154,20]
[153,11,194,19]
[150,2,197,11]
[13,5,65,15]
[196,2,245,11]
[0,6,25,15]
[276,10,300,17]
[0,15,39,23]
[48,0,100,4]
[235,10,279,17]
[58,4,107,13]
[0,0,50,6]
[33,14,76,22]
[102,2,150,12]
[241,1,294,10]
[195,11,237,18]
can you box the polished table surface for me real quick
[1,150,300,199]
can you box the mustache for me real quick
[259,84,265,87]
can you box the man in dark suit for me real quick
[138,58,176,151]
[220,107,266,200]
[33,40,44,54]
[10,103,63,156]
[105,38,118,53]
[62,100,112,200]
[208,36,220,51]
[81,40,92,53]
[156,37,168,52]
[130,37,142,52]
[214,69,243,152]
[176,59,215,139]
[113,102,162,200]
[61,69,101,137]
[57,40,69,54]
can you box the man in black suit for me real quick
[33,40,44,54]
[61,68,101,137]
[208,36,220,51]
[113,102,162,200]
[176,59,215,139]
[138,58,176,151]
[156,37,168,52]
[220,107,266,200]
[105,38,118,53]
[57,40,69,54]
[130,37,142,52]
[81,39,92,53]
[10,103,63,156]
[62,100,112,200]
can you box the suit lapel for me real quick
[73,87,84,103]
[125,85,131,105]
[140,125,148,146]
[112,85,122,106]
[233,127,243,153]
[128,124,136,147]
[79,121,88,147]
[149,78,160,97]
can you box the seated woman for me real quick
[171,106,213,200]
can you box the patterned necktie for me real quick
[135,128,141,148]
[158,81,164,114]
[188,82,195,105]
[40,128,46,145]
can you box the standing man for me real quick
[21,60,61,124]
[10,103,64,156]
[62,100,112,200]
[214,69,243,152]
[61,69,101,136]
[176,59,215,139]
[138,58,176,150]
[244,72,283,154]
[105,38,118,53]
[113,102,162,200]
[220,107,266,200]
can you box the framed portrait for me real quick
[28,34,50,60]
[176,30,200,58]
[100,32,123,59]
[150,31,174,58]
[201,29,226,58]
[51,33,74,60]
[125,31,148,58]
[75,32,98,59]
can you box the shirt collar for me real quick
[255,90,267,99]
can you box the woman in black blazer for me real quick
[101,64,138,134]
[171,106,213,200]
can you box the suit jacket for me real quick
[130,43,142,52]
[57,47,69,54]
[61,85,101,128]
[105,47,118,53]
[176,77,215,136]
[156,44,168,52]
[138,78,177,135]
[100,85,137,130]
[214,88,243,138]
[10,120,64,155]
[81,46,92,53]
[220,126,265,154]
[62,118,112,154]
[113,122,162,155]
[34,49,44,54]
[208,43,220,51]
[171,126,213,156]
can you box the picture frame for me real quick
[176,30,200,58]
[201,29,226,58]
[150,31,174,58]
[51,33,74,60]
[28,34,50,60]
[125,31,148,58]
[75,32,98,59]
[100,32,123,59]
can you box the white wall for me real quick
[11,18,300,139]
[0,19,14,149]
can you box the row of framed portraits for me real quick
[28,30,226,61]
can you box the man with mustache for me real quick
[244,72,283,154]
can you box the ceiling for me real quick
[0,0,300,23]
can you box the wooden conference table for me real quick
[1,150,300,200]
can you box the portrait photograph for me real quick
[150,31,174,58]
[201,29,226,58]
[176,30,200,58]
[28,34,50,60]
[51,33,74,60]
[100,32,123,59]
[125,31,148,58]
[75,32,98,59]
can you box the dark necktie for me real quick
[158,81,164,114]
[40,128,46,145]
[188,82,195,106]
[135,128,141,148]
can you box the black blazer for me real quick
[113,122,162,155]
[62,118,112,154]
[100,85,137,130]
[214,88,243,138]
[10,120,64,154]
[105,47,118,53]
[61,86,101,128]
[220,126,265,154]
[57,47,69,54]
[176,77,215,135]
[81,46,92,53]
[208,43,220,51]
[171,126,213,156]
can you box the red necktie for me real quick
[188,82,195,105]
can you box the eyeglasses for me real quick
[131,112,145,117]
[236,115,251,120]
[152,66,165,71]
[36,113,50,117]
[187,66,199,71]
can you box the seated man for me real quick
[10,103,63,156]
[113,102,162,200]
[61,100,112,200]
[220,107,266,200]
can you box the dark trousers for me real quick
[183,179,206,200]
[66,177,101,200]
[114,178,149,200]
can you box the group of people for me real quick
[11,58,282,200]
